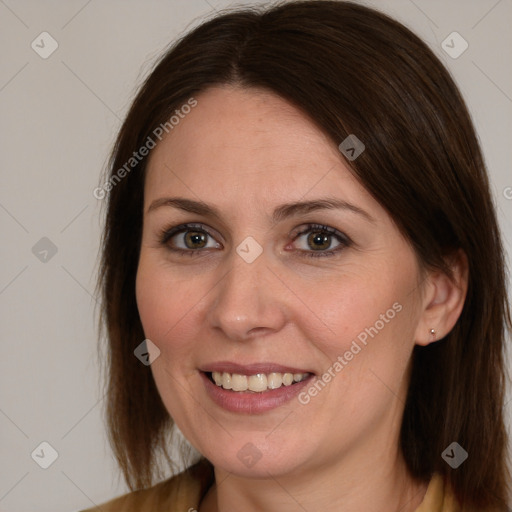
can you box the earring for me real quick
[430,328,436,341]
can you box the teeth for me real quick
[222,372,232,390]
[282,373,293,386]
[267,372,282,389]
[231,374,248,391]
[248,373,268,392]
[210,371,309,392]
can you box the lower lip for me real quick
[201,372,313,414]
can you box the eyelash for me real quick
[158,223,352,259]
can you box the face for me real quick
[136,85,427,478]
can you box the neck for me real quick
[200,442,428,512]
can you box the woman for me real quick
[84,1,511,510]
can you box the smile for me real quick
[200,364,315,413]
[209,371,310,392]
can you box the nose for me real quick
[206,249,287,342]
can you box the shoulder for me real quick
[415,473,460,512]
[415,474,508,512]
[78,458,214,512]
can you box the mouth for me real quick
[205,370,311,392]
[199,364,315,413]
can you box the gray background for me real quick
[1,0,511,510]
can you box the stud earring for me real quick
[430,328,436,341]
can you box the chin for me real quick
[197,436,315,479]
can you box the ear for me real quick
[414,249,469,346]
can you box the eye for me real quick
[291,224,352,258]
[159,223,221,255]
[158,222,351,259]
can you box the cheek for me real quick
[299,258,420,395]
[290,280,417,447]
[135,255,196,350]
[135,260,167,340]
[301,265,410,347]
[135,257,203,420]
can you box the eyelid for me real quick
[159,223,221,244]
[290,223,350,241]
[289,223,352,257]
[159,222,352,257]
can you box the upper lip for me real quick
[200,361,314,375]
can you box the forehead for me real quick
[144,85,373,211]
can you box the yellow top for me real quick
[80,459,462,511]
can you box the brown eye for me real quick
[307,231,332,251]
[160,223,222,254]
[183,231,208,249]
[292,224,351,258]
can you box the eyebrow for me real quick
[147,196,375,224]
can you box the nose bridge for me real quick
[207,247,285,340]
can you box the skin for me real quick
[135,85,468,512]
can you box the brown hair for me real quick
[97,1,511,508]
